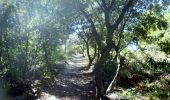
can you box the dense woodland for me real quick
[0,0,170,100]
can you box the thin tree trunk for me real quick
[106,54,124,94]
[92,43,97,61]
[86,41,92,66]
[86,41,94,68]
[83,44,86,57]
[97,48,100,62]
[65,40,67,54]
[106,58,120,94]
[86,42,97,68]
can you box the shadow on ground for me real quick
[39,54,96,100]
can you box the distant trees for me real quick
[77,28,97,68]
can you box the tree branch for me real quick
[79,8,103,49]
[101,0,107,10]
[106,0,134,47]
[108,0,116,11]
[95,0,105,11]
[117,13,131,48]
[111,0,134,33]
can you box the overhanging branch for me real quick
[101,0,107,10]
[111,0,134,32]
[79,8,103,49]
[95,0,105,11]
[106,0,134,47]
[108,0,116,11]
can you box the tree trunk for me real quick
[97,48,100,62]
[92,43,97,61]
[94,51,109,99]
[65,40,67,54]
[87,59,93,68]
[94,62,105,99]
[86,42,97,68]
[86,41,92,66]
[106,54,125,94]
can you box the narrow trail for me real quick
[40,54,96,100]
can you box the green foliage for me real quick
[117,74,170,99]
[148,57,170,73]
[0,1,69,98]
[67,43,80,55]
[119,88,137,99]
[158,40,170,54]
[134,13,168,39]
[104,54,117,81]
[51,46,66,62]
[0,0,169,99]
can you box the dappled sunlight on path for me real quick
[39,54,96,100]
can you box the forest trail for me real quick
[39,54,96,100]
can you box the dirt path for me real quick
[39,54,96,100]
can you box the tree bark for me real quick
[94,50,110,99]
[86,41,92,66]
[94,62,105,99]
[86,42,97,68]
[65,40,67,54]
[92,43,97,61]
